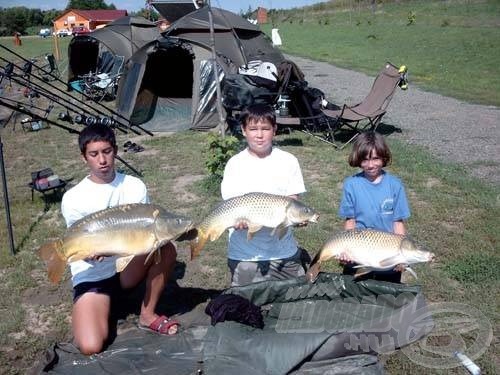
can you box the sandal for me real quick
[138,315,179,335]
[130,144,144,153]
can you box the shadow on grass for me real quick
[111,261,222,321]
[377,122,402,136]
[15,209,49,253]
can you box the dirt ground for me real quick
[289,55,500,186]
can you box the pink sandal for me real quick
[139,315,179,335]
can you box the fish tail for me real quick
[38,240,66,284]
[305,252,322,283]
[190,228,209,260]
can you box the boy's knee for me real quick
[77,337,105,355]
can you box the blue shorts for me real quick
[73,273,122,303]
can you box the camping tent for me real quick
[116,7,285,132]
[67,16,160,82]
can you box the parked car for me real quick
[72,26,90,36]
[56,28,72,37]
[39,28,51,38]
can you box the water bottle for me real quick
[454,351,481,375]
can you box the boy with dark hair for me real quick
[221,104,307,286]
[61,124,178,355]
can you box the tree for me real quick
[1,7,29,35]
[131,8,159,22]
[65,0,115,10]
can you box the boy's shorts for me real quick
[73,273,122,303]
[228,249,305,287]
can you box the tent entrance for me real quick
[132,44,195,132]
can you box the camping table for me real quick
[28,179,67,209]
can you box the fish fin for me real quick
[116,255,135,272]
[190,228,208,260]
[271,224,288,239]
[379,255,403,268]
[208,227,225,241]
[354,267,373,278]
[246,224,263,241]
[306,262,321,283]
[405,266,418,279]
[38,240,66,284]
[305,252,323,283]
[143,245,159,265]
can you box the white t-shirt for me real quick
[221,147,306,261]
[61,173,149,286]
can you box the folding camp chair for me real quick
[80,55,125,102]
[320,62,408,149]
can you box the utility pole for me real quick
[207,1,226,137]
[53,21,60,60]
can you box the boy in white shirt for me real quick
[221,104,307,286]
[61,124,178,355]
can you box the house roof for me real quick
[56,9,128,22]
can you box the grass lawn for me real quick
[0,3,499,374]
[264,0,500,106]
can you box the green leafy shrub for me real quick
[407,11,416,26]
[204,133,240,183]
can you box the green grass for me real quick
[264,0,500,106]
[0,4,499,373]
[0,35,70,60]
[0,127,498,374]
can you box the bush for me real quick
[204,133,240,183]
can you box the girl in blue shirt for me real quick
[338,132,410,282]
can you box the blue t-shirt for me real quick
[338,171,410,232]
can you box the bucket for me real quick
[70,80,83,93]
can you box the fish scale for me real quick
[191,192,319,259]
[306,229,434,282]
[38,203,194,283]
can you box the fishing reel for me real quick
[58,111,73,123]
[74,114,115,127]
[398,65,408,90]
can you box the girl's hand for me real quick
[233,220,249,230]
[86,255,104,262]
[393,264,407,272]
[337,252,353,265]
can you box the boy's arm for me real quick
[344,218,356,230]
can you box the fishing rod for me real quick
[0,98,143,177]
[0,44,137,131]
[0,57,138,135]
[0,56,134,134]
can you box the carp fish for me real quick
[306,229,434,282]
[39,203,195,284]
[190,192,319,259]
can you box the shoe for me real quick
[138,315,179,335]
[123,141,136,152]
[130,144,144,153]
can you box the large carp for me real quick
[39,203,195,284]
[306,229,434,282]
[190,192,319,259]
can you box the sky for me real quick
[0,0,325,14]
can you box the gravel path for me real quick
[289,55,500,186]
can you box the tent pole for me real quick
[0,131,15,255]
[207,1,226,137]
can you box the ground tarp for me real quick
[38,273,433,374]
